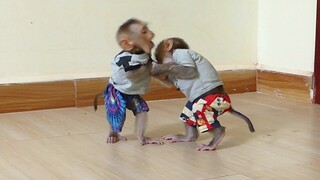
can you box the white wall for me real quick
[0,0,257,84]
[257,0,317,76]
[1,0,317,84]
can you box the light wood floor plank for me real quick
[0,93,319,179]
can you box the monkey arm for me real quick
[168,64,198,79]
[125,61,152,80]
[152,63,198,79]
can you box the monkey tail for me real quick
[229,107,255,132]
[93,93,104,111]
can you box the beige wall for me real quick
[3,0,316,84]
[257,0,317,76]
[0,0,258,83]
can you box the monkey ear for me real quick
[164,39,173,51]
[119,39,134,51]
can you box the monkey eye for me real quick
[141,26,150,34]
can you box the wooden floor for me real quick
[0,93,319,179]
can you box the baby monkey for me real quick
[152,37,254,151]
[95,18,163,146]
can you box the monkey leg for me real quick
[195,126,225,151]
[106,131,127,143]
[163,124,198,143]
[135,112,164,146]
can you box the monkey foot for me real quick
[195,144,217,151]
[163,134,196,143]
[196,126,225,151]
[140,137,164,146]
[106,133,127,143]
[163,135,179,142]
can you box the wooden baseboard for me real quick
[0,70,312,114]
[0,81,75,113]
[257,70,312,103]
[0,69,257,113]
[220,70,256,94]
[75,78,108,107]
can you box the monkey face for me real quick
[129,23,155,54]
[155,47,173,64]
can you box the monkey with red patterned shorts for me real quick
[152,37,254,151]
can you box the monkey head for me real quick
[116,18,155,54]
[155,37,189,64]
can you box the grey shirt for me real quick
[109,51,151,95]
[169,49,223,102]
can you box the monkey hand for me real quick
[152,73,168,80]
[152,74,173,88]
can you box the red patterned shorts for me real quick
[180,94,231,133]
